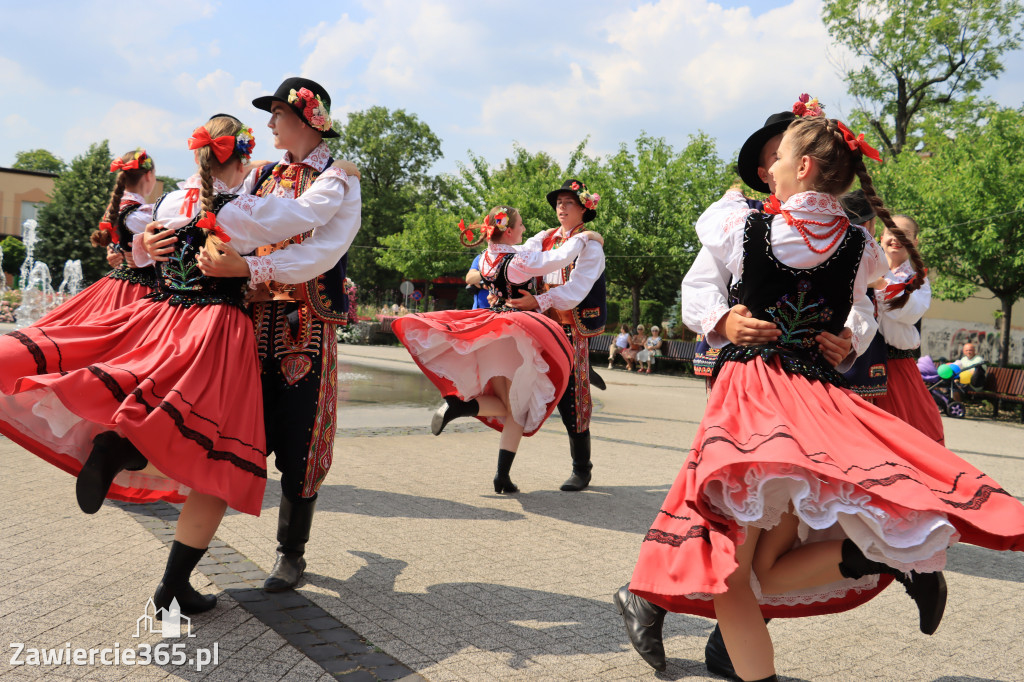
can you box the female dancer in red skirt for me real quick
[615,115,1024,681]
[33,149,160,327]
[872,215,945,444]
[393,205,603,493]
[0,115,349,616]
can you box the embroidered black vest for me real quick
[108,202,159,288]
[714,212,866,387]
[483,252,536,313]
[251,160,350,325]
[147,193,248,309]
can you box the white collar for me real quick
[279,141,331,172]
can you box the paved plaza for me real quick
[1,342,1022,681]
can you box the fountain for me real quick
[57,259,84,302]
[14,219,58,329]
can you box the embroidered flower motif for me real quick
[769,281,833,347]
[797,280,812,293]
[288,87,333,132]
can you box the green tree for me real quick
[872,105,1024,366]
[823,0,1023,156]
[585,133,732,327]
[34,141,115,283]
[12,148,66,174]
[325,106,443,292]
[1,235,26,278]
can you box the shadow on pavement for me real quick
[309,550,714,673]
[945,542,1024,584]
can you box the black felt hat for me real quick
[840,189,876,225]
[252,77,339,139]
[737,111,796,194]
[546,179,599,223]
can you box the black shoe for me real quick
[589,367,607,391]
[614,585,667,671]
[493,449,519,494]
[264,552,307,593]
[77,432,147,514]
[704,624,739,680]
[430,396,479,436]
[153,541,216,619]
[560,430,592,491]
[264,496,317,592]
[838,539,947,635]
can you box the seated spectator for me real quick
[954,342,986,386]
[609,324,631,369]
[640,326,664,374]
[624,325,647,372]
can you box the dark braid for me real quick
[854,161,926,310]
[193,115,243,241]
[91,172,128,247]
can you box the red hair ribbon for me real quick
[882,269,927,300]
[481,215,496,240]
[195,211,232,242]
[110,158,140,173]
[187,126,236,163]
[836,122,882,163]
[763,195,782,215]
[98,221,119,244]
[457,218,476,242]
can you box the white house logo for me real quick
[135,598,195,639]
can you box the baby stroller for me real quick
[918,355,967,419]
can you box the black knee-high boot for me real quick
[493,449,518,494]
[838,538,947,634]
[77,432,148,514]
[560,430,592,491]
[431,396,480,436]
[153,541,216,619]
[265,495,317,592]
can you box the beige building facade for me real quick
[0,167,56,237]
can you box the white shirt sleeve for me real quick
[504,236,587,283]
[681,246,732,347]
[242,175,362,285]
[522,228,553,252]
[694,190,754,281]
[534,240,606,313]
[123,204,154,236]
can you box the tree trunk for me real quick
[631,285,641,328]
[999,296,1014,368]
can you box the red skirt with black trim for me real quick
[874,356,945,445]
[33,274,154,328]
[0,297,266,515]
[629,356,1024,618]
[392,308,574,436]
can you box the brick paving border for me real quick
[115,500,427,682]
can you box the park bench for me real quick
[588,335,696,373]
[975,366,1024,423]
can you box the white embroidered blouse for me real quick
[876,258,931,350]
[520,228,606,312]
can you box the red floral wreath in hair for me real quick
[792,93,824,118]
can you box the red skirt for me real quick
[629,356,1024,618]
[33,274,154,328]
[393,309,573,435]
[874,356,945,444]
[0,298,267,515]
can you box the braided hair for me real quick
[785,116,925,310]
[195,115,245,241]
[459,206,522,248]
[90,149,154,247]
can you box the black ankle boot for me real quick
[560,430,592,491]
[705,619,772,680]
[431,396,480,436]
[265,496,317,592]
[76,432,148,514]
[838,539,946,635]
[589,366,607,391]
[614,585,667,671]
[153,541,216,619]
[493,449,519,494]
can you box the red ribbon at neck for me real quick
[836,121,882,163]
[542,223,584,250]
[763,195,782,215]
[882,269,927,300]
[180,187,200,216]
[187,127,236,163]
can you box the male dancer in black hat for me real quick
[197,77,362,592]
[509,179,606,491]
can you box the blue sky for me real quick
[3,0,1022,181]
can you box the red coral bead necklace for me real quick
[781,209,849,254]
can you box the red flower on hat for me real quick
[570,181,580,190]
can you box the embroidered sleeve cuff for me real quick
[701,303,729,337]
[534,291,554,312]
[245,255,276,289]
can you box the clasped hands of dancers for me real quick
[2,83,1022,682]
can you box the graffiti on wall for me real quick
[921,319,1023,364]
